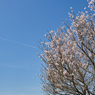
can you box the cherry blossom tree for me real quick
[38,0,95,94]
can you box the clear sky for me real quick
[0,0,88,95]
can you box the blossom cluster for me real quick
[88,0,95,11]
[39,0,95,94]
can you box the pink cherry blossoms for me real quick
[88,0,95,11]
[38,0,95,95]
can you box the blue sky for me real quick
[0,0,88,95]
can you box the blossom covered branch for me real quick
[38,0,95,95]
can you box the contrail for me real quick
[0,37,36,48]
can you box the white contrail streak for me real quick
[0,37,36,48]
